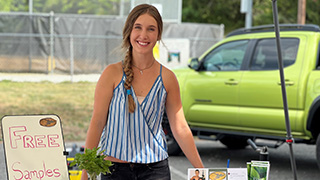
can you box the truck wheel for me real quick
[166,133,181,156]
[162,113,182,156]
[316,133,320,169]
[219,135,249,149]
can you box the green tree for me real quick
[182,0,320,34]
[306,0,320,25]
[0,0,319,32]
[0,0,28,12]
[182,0,245,33]
[253,0,297,26]
[0,0,13,12]
[253,0,320,27]
[37,0,122,15]
[0,0,123,15]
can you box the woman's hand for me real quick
[81,169,88,180]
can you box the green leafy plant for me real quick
[69,147,113,180]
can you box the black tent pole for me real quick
[271,0,298,179]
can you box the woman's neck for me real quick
[132,52,155,67]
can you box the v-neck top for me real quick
[99,65,168,163]
[137,96,145,104]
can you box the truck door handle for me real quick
[224,79,238,85]
[277,80,294,86]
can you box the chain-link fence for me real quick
[54,34,122,74]
[0,12,224,75]
[0,33,123,74]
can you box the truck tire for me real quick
[162,113,182,156]
[166,133,181,156]
[316,133,320,169]
[219,135,249,149]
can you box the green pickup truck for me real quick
[163,24,320,168]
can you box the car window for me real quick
[316,41,320,70]
[250,38,299,70]
[202,40,249,71]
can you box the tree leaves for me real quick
[0,0,121,15]
[182,0,320,33]
[0,1,319,33]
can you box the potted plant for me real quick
[70,147,113,180]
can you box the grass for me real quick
[0,80,96,141]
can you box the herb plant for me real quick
[69,147,113,180]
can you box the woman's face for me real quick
[130,13,159,56]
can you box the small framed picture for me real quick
[188,168,208,180]
[208,168,227,180]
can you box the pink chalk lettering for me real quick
[11,161,61,179]
[9,126,27,149]
[12,161,23,180]
[35,135,46,148]
[24,170,31,179]
[47,134,60,147]
[38,169,45,179]
[23,135,35,148]
[8,126,60,149]
[53,169,61,177]
[29,170,39,179]
[46,169,53,177]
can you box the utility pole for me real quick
[29,0,33,14]
[297,0,306,24]
[240,0,253,28]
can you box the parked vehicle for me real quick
[67,144,84,180]
[163,24,320,168]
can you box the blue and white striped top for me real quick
[99,65,168,163]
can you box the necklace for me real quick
[132,60,155,75]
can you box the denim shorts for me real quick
[100,158,171,180]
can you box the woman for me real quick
[82,4,204,180]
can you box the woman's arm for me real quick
[81,63,119,179]
[164,70,204,168]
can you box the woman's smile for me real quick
[136,41,150,46]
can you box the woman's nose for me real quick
[139,29,148,39]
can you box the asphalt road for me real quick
[169,139,320,180]
[1,139,319,180]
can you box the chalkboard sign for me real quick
[1,115,70,180]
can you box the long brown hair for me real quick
[122,4,163,113]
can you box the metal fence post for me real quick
[220,24,225,40]
[29,14,33,71]
[50,11,55,74]
[70,34,74,82]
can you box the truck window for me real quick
[317,41,320,70]
[250,38,299,70]
[202,40,249,71]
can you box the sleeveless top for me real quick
[99,65,168,163]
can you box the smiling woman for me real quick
[82,3,204,180]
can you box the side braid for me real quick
[123,47,136,113]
